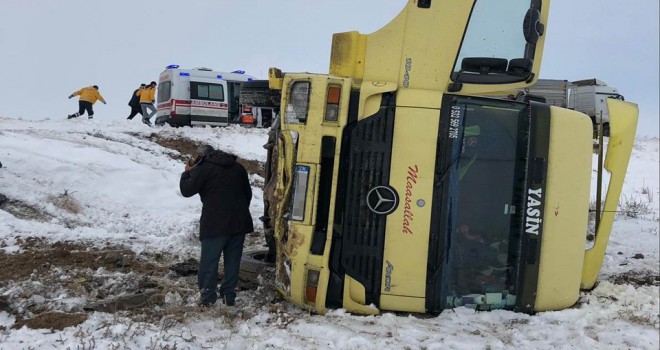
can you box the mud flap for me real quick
[581,99,639,289]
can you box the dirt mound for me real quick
[0,238,163,283]
[145,133,199,161]
[608,270,659,287]
[0,198,53,222]
[13,311,88,331]
[135,133,265,177]
[0,237,275,327]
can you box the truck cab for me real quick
[254,0,638,315]
[571,79,625,136]
[155,65,255,127]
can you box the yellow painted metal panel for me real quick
[329,31,367,79]
[535,108,592,311]
[381,107,439,298]
[275,75,359,314]
[396,88,444,110]
[285,223,314,308]
[581,100,639,289]
[342,275,379,315]
[380,295,425,313]
[361,2,475,90]
[358,81,398,120]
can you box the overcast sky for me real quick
[1,0,657,136]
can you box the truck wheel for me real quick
[240,80,281,108]
[239,249,274,283]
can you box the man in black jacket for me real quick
[126,84,146,120]
[180,145,254,306]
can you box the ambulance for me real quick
[155,65,256,127]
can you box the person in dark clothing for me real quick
[180,145,253,307]
[127,84,146,120]
[0,160,5,206]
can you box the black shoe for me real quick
[142,118,152,126]
[67,114,75,119]
[219,294,235,306]
[198,302,215,308]
[88,116,93,119]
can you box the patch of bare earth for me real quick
[0,198,53,222]
[0,236,275,330]
[0,195,85,229]
[135,133,265,177]
[13,311,89,331]
[608,270,660,287]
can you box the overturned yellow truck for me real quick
[245,0,638,314]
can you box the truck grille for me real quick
[339,105,395,304]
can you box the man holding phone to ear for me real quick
[180,145,254,307]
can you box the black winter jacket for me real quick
[180,150,253,240]
[128,89,140,107]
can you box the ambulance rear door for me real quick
[157,69,176,119]
[189,76,229,126]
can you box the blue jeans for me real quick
[198,233,246,306]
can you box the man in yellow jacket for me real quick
[137,81,157,126]
[67,85,106,119]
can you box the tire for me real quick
[239,249,274,283]
[240,80,281,108]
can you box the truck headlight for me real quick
[285,81,310,124]
[291,165,310,221]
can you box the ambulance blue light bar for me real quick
[166,64,179,69]
[217,75,223,79]
[180,72,190,76]
[232,70,245,74]
[248,78,253,82]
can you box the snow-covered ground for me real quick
[0,117,658,349]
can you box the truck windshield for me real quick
[440,97,529,310]
[452,0,538,84]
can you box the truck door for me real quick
[189,78,229,126]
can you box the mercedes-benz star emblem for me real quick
[366,186,399,215]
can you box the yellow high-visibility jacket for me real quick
[71,86,106,104]
[137,87,155,104]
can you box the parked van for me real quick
[155,65,255,127]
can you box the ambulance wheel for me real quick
[240,80,281,108]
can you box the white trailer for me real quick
[483,78,625,136]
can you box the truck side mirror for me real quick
[523,8,545,44]
[448,57,510,92]
[508,58,534,82]
[461,57,508,74]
